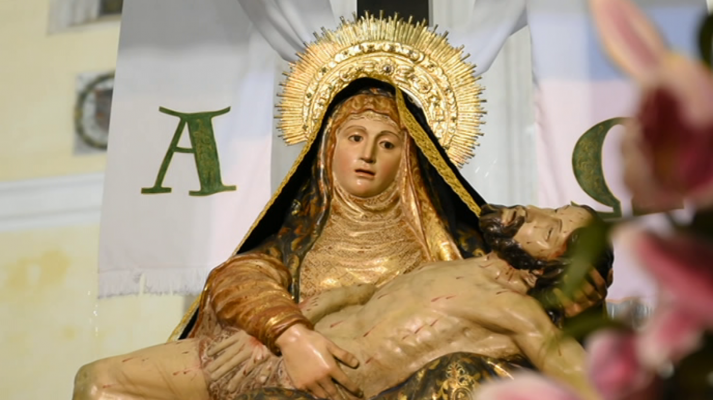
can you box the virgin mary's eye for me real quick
[381,141,395,149]
[349,134,363,142]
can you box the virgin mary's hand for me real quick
[276,324,362,400]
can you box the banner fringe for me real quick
[99,268,208,298]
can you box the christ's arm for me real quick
[462,291,600,400]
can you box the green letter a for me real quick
[141,107,237,196]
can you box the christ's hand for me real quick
[205,330,272,387]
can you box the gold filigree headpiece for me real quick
[277,15,485,167]
[330,88,401,132]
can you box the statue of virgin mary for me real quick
[174,17,504,398]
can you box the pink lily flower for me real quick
[585,330,649,399]
[591,0,713,375]
[592,0,713,211]
[633,232,713,366]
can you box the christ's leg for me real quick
[72,284,377,400]
[73,338,208,400]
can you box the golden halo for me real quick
[277,14,485,167]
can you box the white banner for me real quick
[99,0,276,295]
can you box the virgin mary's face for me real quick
[332,115,404,198]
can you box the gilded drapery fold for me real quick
[192,252,313,353]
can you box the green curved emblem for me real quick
[572,118,630,219]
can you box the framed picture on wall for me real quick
[99,0,123,16]
[48,0,123,33]
[74,71,115,153]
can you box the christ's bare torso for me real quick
[236,255,595,400]
[314,257,528,396]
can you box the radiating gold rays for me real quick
[277,14,485,167]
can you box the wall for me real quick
[0,1,109,181]
[0,1,185,399]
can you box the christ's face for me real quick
[500,205,593,260]
[332,114,404,198]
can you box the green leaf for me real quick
[560,219,613,300]
[561,309,630,342]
